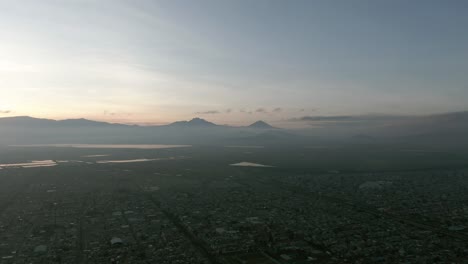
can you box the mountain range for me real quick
[0,111,467,147]
[0,116,285,145]
[0,116,272,129]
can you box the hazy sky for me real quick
[1,0,467,126]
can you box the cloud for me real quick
[225,108,232,113]
[290,115,353,122]
[298,108,318,113]
[0,110,11,114]
[288,115,407,123]
[104,110,117,116]
[104,110,132,116]
[273,107,282,113]
[256,108,268,114]
[195,110,220,114]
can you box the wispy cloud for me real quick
[256,108,268,114]
[103,110,132,117]
[298,108,318,113]
[195,110,220,115]
[0,110,11,114]
[104,110,117,116]
[239,109,253,114]
[290,115,353,122]
[273,107,282,113]
[288,115,407,123]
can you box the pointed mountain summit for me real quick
[248,120,275,129]
[169,117,217,127]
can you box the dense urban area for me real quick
[0,145,467,264]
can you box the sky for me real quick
[0,0,467,127]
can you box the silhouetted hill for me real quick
[59,118,122,127]
[0,116,56,126]
[168,118,217,127]
[248,120,275,129]
[0,116,126,128]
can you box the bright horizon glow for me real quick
[1,0,467,128]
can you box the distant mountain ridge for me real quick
[1,112,467,147]
[0,116,285,146]
[168,117,218,127]
[0,116,276,129]
[0,116,125,127]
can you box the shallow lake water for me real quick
[230,162,274,167]
[0,160,58,168]
[11,144,192,149]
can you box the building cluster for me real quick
[0,182,210,264]
[1,166,468,263]
[162,170,468,263]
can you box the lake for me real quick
[230,162,274,167]
[0,160,57,169]
[11,144,191,149]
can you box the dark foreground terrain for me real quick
[1,145,468,263]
